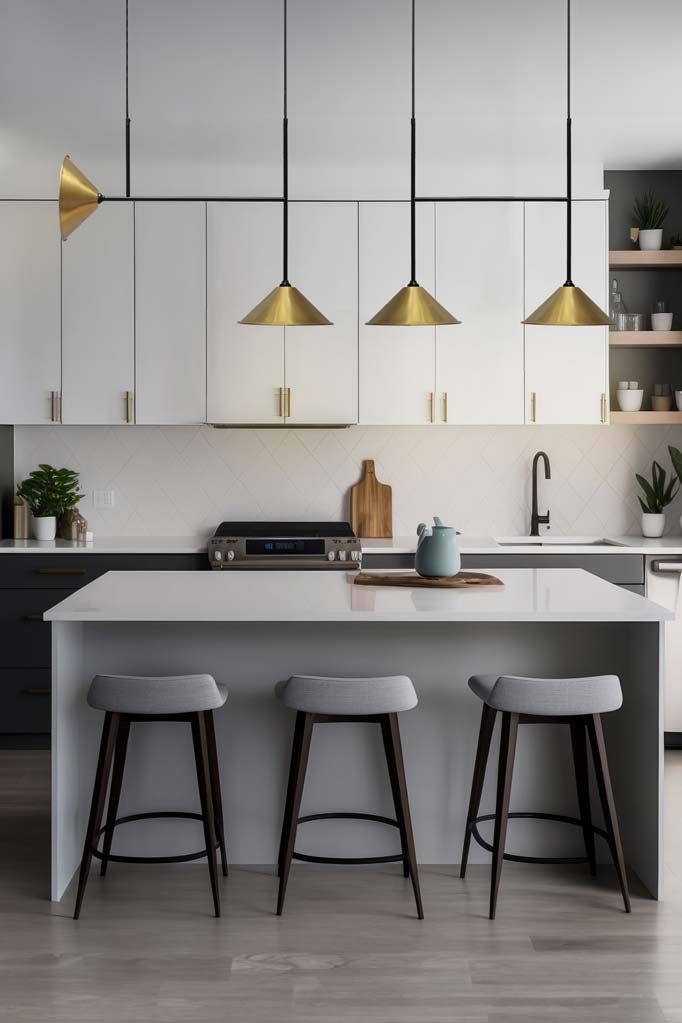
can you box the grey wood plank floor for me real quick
[2,749,682,1022]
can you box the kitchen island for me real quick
[45,568,671,903]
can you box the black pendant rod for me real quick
[125,0,131,198]
[409,0,417,285]
[102,195,284,203]
[281,0,290,285]
[565,0,572,284]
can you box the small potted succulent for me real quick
[632,190,669,251]
[17,464,83,541]
[636,460,678,538]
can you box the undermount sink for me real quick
[495,536,624,548]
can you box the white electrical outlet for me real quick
[93,490,115,509]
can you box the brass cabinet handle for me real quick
[278,387,284,417]
[125,390,134,424]
[600,392,607,423]
[428,392,435,423]
[51,391,58,422]
[285,387,292,418]
[24,613,44,621]
[22,689,50,696]
[36,567,86,575]
[442,392,448,423]
[530,391,537,423]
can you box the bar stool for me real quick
[460,672,631,919]
[275,674,423,918]
[73,673,228,919]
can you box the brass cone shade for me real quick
[239,284,332,326]
[59,156,100,240]
[367,284,460,326]
[523,283,610,327]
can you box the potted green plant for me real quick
[17,464,83,541]
[632,190,669,251]
[636,460,678,537]
[668,446,682,529]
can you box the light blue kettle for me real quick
[415,517,461,578]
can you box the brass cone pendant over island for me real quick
[367,0,459,328]
[522,0,609,328]
[239,0,331,327]
[59,156,101,240]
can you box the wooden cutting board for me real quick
[350,460,392,538]
[353,571,504,589]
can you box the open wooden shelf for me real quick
[610,410,682,425]
[610,331,682,348]
[609,250,682,269]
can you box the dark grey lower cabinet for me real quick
[0,553,207,747]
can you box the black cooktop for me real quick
[213,521,355,538]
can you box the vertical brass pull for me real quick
[285,387,292,418]
[50,391,58,422]
[428,392,435,423]
[531,391,537,423]
[442,392,448,423]
[125,390,134,424]
[278,387,284,417]
[600,392,607,423]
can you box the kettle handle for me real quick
[417,522,428,538]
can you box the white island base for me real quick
[46,569,670,903]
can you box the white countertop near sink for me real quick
[43,567,672,623]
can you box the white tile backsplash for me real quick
[13,424,682,539]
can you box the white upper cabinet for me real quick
[61,205,134,424]
[207,203,284,424]
[135,203,206,425]
[524,201,608,425]
[359,202,437,425]
[435,203,524,424]
[285,202,358,425]
[0,202,61,424]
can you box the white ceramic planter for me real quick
[652,312,673,331]
[639,229,663,251]
[33,515,57,541]
[641,512,665,538]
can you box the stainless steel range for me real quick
[208,521,362,570]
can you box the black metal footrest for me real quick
[470,811,610,865]
[292,812,405,866]
[92,811,220,865]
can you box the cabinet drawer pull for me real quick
[600,392,607,423]
[22,689,50,697]
[125,390,134,424]
[428,392,435,423]
[278,387,285,418]
[36,567,87,575]
[443,392,448,423]
[530,391,537,423]
[285,387,292,418]
[24,613,44,621]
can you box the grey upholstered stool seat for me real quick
[275,673,423,919]
[468,673,622,717]
[74,672,228,921]
[461,670,631,919]
[275,674,417,716]
[88,673,228,715]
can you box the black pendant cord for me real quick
[281,0,290,286]
[564,0,572,286]
[125,0,131,198]
[408,0,417,286]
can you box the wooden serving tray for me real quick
[353,571,503,589]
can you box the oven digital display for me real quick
[245,539,325,555]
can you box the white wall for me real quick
[14,423,682,539]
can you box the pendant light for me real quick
[239,0,331,326]
[367,0,459,327]
[523,0,609,327]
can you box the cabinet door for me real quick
[207,203,284,424]
[359,203,436,425]
[524,201,608,425]
[285,202,358,424]
[62,205,134,424]
[0,203,61,424]
[435,203,524,424]
[135,203,206,425]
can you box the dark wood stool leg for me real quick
[460,703,497,878]
[204,710,228,877]
[100,716,131,878]
[191,712,221,917]
[587,713,632,913]
[489,711,518,921]
[385,713,424,919]
[570,718,596,876]
[381,714,410,877]
[277,710,306,878]
[277,712,314,916]
[73,712,120,919]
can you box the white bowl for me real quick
[652,312,673,331]
[616,388,644,412]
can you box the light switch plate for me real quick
[93,490,115,509]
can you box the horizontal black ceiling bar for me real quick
[102,194,570,204]
[415,196,569,203]
[103,195,285,203]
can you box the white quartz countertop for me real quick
[5,534,682,556]
[43,568,672,624]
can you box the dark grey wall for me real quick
[0,427,14,540]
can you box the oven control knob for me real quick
[327,551,336,561]
[338,550,347,561]
[226,550,235,561]
[214,550,223,561]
